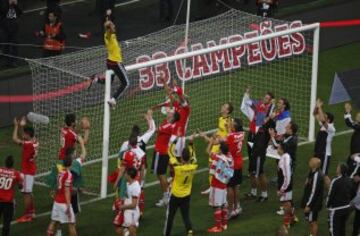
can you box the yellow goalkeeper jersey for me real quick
[169,142,198,198]
[104,31,123,63]
[216,116,232,138]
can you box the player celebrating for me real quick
[115,167,142,236]
[201,102,233,195]
[0,155,23,236]
[164,135,198,236]
[12,117,39,223]
[241,86,274,200]
[207,142,234,233]
[59,114,90,160]
[272,98,291,138]
[119,109,155,216]
[47,135,87,234]
[226,118,245,219]
[151,109,180,207]
[112,134,145,233]
[158,78,191,158]
[276,143,295,229]
[313,98,335,188]
[89,20,130,109]
[301,158,324,236]
[47,154,77,236]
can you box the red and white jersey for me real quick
[22,139,39,175]
[209,153,233,189]
[122,146,145,171]
[0,168,23,203]
[59,127,78,160]
[124,180,141,211]
[155,119,174,154]
[227,131,245,170]
[173,101,191,137]
[54,169,73,204]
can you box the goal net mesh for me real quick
[27,9,314,196]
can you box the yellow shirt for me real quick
[104,32,123,63]
[172,163,198,197]
[169,143,197,165]
[216,116,232,138]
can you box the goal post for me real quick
[27,9,320,200]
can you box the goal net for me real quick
[27,9,318,197]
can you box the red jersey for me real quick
[0,168,22,203]
[22,139,39,175]
[122,146,145,171]
[173,101,191,137]
[155,119,174,154]
[54,169,73,204]
[227,131,245,170]
[59,127,78,160]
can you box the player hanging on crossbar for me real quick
[89,19,130,109]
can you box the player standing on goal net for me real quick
[89,19,130,109]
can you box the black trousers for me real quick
[159,0,173,20]
[164,195,192,236]
[353,208,360,236]
[328,208,350,236]
[43,49,62,58]
[0,202,14,236]
[106,62,130,100]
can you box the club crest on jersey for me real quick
[136,20,306,91]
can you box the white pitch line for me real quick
[115,0,140,7]
[24,0,86,13]
[24,0,140,14]
[3,129,353,228]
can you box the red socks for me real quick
[214,210,222,228]
[139,189,145,215]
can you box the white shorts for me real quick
[279,191,292,202]
[51,202,76,224]
[21,174,34,193]
[123,209,139,228]
[209,187,227,207]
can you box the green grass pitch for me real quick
[0,42,360,235]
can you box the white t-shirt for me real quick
[320,122,335,156]
[124,181,141,211]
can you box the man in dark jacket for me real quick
[302,158,324,236]
[344,103,360,176]
[327,163,356,236]
[0,0,22,67]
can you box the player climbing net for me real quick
[27,9,319,198]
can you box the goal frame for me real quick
[100,22,320,198]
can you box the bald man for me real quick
[301,158,324,236]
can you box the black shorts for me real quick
[249,155,266,177]
[151,152,169,175]
[305,211,318,223]
[228,169,242,187]
[71,191,80,214]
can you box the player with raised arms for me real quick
[118,109,156,216]
[47,135,87,236]
[89,19,130,109]
[59,114,90,161]
[241,86,275,201]
[12,117,39,223]
[207,142,234,233]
